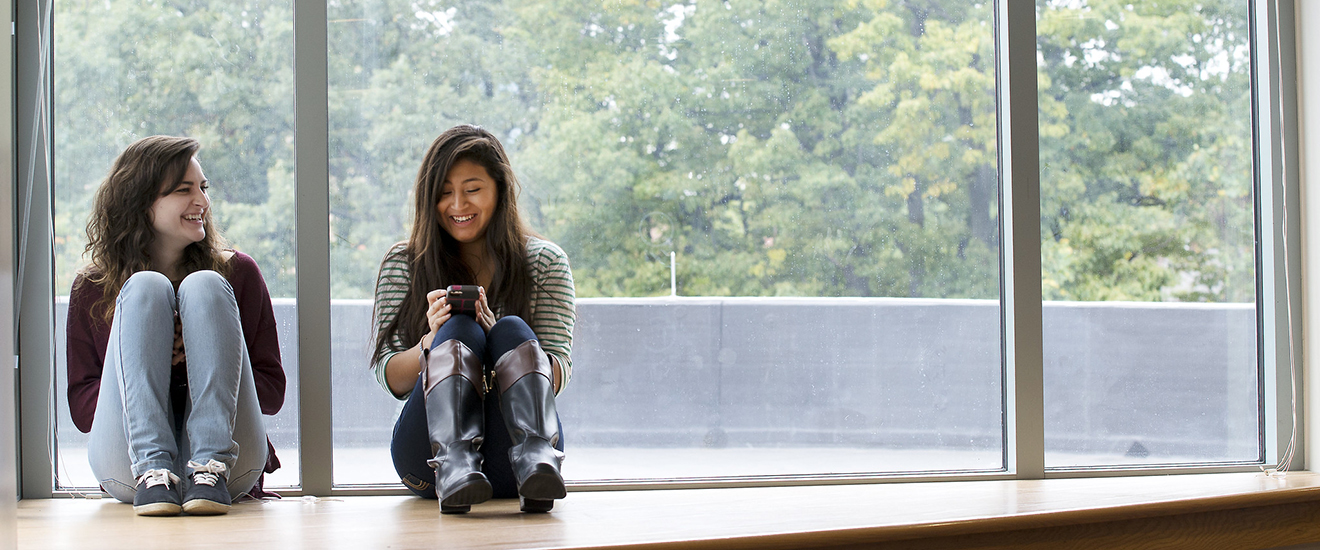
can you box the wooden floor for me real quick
[18,472,1320,549]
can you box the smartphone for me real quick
[446,285,480,316]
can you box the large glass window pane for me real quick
[53,0,299,489]
[329,0,1003,485]
[1037,1,1258,468]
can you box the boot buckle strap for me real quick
[492,340,551,394]
[423,339,486,398]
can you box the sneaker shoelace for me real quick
[139,469,179,489]
[187,459,228,487]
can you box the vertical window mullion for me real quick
[997,0,1044,480]
[1251,0,1302,471]
[1278,0,1303,472]
[294,0,333,495]
[16,0,55,499]
[1,0,19,523]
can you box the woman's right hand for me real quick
[172,314,186,366]
[422,288,451,349]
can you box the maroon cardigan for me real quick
[66,251,286,476]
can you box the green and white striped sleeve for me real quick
[373,242,414,400]
[526,237,576,395]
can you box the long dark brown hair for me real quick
[78,135,230,323]
[373,125,535,363]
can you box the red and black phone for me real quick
[446,285,480,316]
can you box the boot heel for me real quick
[439,472,493,510]
[518,463,567,500]
[520,497,553,513]
[440,504,471,514]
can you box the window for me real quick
[1036,0,1259,468]
[328,0,1004,485]
[24,0,1296,495]
[51,0,300,489]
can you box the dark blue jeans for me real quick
[390,315,564,499]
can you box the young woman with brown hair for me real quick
[372,124,575,513]
[66,136,285,516]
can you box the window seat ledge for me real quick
[19,472,1320,549]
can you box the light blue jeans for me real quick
[87,270,267,503]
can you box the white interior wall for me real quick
[1298,0,1320,472]
[1,0,19,546]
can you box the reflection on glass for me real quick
[1037,1,1258,467]
[53,0,299,489]
[330,0,1002,485]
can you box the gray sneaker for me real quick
[132,469,182,516]
[182,460,231,515]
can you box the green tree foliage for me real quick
[54,0,1254,304]
[1036,0,1254,301]
[55,0,296,295]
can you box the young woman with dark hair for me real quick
[372,124,575,513]
[66,135,285,516]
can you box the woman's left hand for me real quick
[476,286,496,333]
[172,313,186,366]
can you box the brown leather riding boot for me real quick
[423,339,492,514]
[493,340,566,513]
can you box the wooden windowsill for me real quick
[19,471,1320,549]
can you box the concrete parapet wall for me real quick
[56,297,1258,462]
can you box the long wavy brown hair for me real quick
[373,125,534,363]
[78,135,230,323]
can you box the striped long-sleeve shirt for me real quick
[372,237,576,399]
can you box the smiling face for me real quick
[436,158,499,248]
[149,156,210,257]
